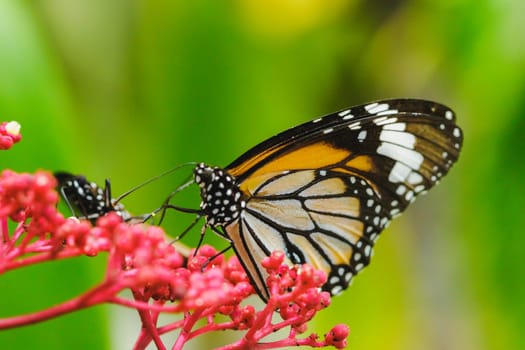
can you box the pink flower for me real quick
[0,121,22,150]
[0,170,64,237]
[325,324,350,349]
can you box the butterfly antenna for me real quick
[114,162,198,204]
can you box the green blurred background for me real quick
[1,1,524,349]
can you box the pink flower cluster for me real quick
[0,121,21,150]
[0,170,64,241]
[0,122,349,349]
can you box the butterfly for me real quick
[55,172,130,224]
[189,98,463,302]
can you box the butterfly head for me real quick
[194,163,245,227]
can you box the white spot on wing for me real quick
[365,103,389,114]
[376,109,398,116]
[348,122,361,130]
[364,245,371,257]
[377,143,424,170]
[373,116,388,125]
[345,273,353,283]
[396,185,406,195]
[379,130,416,149]
[407,172,423,185]
[388,162,411,183]
[375,117,398,126]
[390,208,401,217]
[414,184,426,193]
[357,130,367,142]
[383,122,406,131]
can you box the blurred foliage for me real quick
[1,0,525,349]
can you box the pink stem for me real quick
[171,310,203,350]
[131,290,165,350]
[9,222,26,242]
[156,319,184,335]
[242,299,275,344]
[184,319,236,340]
[256,336,324,349]
[0,222,25,254]
[109,297,182,313]
[1,217,8,242]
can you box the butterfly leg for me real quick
[168,214,202,244]
[201,244,233,271]
[193,224,209,257]
[193,224,232,255]
[200,225,234,270]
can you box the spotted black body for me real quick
[55,172,129,224]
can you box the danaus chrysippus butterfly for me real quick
[191,98,463,301]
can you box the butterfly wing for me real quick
[222,99,462,301]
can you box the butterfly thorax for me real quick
[194,163,245,227]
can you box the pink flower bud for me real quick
[325,324,349,349]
